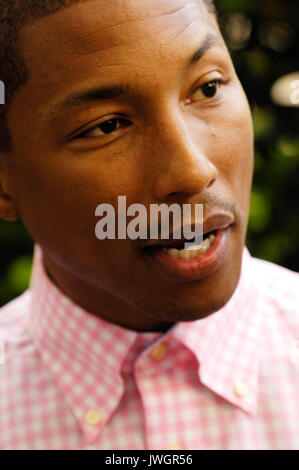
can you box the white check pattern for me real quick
[0,244,299,449]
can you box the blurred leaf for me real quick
[276,135,299,158]
[6,255,33,296]
[255,234,291,263]
[242,50,271,77]
[252,107,276,139]
[253,149,265,171]
[248,189,272,233]
[216,0,253,12]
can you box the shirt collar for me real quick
[29,245,141,443]
[172,247,262,416]
[29,244,261,444]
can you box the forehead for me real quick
[19,0,222,114]
[23,0,214,49]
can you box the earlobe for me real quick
[0,203,19,222]
[0,190,19,221]
[0,168,19,222]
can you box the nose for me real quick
[151,112,218,202]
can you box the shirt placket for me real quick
[134,336,201,450]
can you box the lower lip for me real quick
[145,228,230,282]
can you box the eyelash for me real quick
[75,79,227,140]
[77,118,132,139]
[192,78,227,101]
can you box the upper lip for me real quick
[141,213,234,249]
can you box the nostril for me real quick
[207,177,216,188]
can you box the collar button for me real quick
[149,342,167,360]
[85,409,102,426]
[233,380,249,398]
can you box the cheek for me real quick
[59,150,148,207]
[210,93,254,206]
[10,142,148,239]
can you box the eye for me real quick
[78,118,132,138]
[191,79,226,101]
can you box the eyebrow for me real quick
[57,84,131,110]
[188,33,220,66]
[54,33,221,112]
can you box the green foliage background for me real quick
[0,0,298,306]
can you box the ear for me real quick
[0,154,19,222]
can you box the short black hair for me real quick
[0,0,216,152]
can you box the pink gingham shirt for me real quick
[0,244,299,450]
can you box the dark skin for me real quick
[0,0,254,332]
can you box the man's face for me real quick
[2,0,254,331]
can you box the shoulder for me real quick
[0,290,36,373]
[0,291,59,449]
[248,254,299,360]
[0,290,32,342]
[250,255,299,306]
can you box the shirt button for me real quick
[85,409,102,426]
[150,342,167,360]
[233,380,249,398]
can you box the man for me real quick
[0,0,298,450]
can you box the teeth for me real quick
[167,248,179,259]
[179,250,190,260]
[185,244,202,251]
[162,232,216,259]
[200,238,211,253]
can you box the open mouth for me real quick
[140,213,233,281]
[144,230,217,260]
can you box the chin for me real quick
[136,272,240,325]
[142,250,243,324]
[177,289,237,322]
